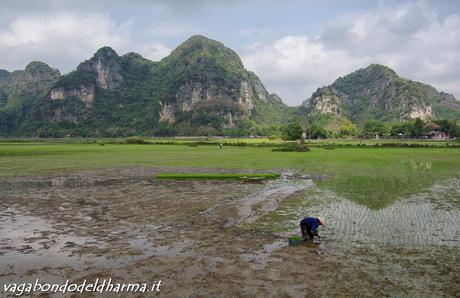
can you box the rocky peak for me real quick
[24,61,60,77]
[152,35,293,129]
[364,64,397,76]
[164,35,247,78]
[154,35,256,128]
[48,47,123,106]
[0,62,60,111]
[332,64,397,93]
[94,46,118,58]
[176,35,236,55]
[0,62,60,90]
[77,46,123,90]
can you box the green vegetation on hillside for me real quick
[1,38,459,138]
[304,64,460,125]
[1,35,297,138]
[0,62,61,136]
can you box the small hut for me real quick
[426,123,449,140]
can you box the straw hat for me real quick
[317,217,326,226]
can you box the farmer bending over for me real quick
[300,216,326,240]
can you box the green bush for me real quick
[272,144,310,152]
[284,123,303,140]
[124,137,147,144]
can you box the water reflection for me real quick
[0,177,147,190]
[411,160,432,172]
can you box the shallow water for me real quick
[0,176,143,190]
[315,197,460,248]
[1,170,459,296]
[304,178,460,297]
[0,175,241,283]
[0,207,109,276]
[269,178,460,247]
[242,176,460,296]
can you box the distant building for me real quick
[426,122,449,140]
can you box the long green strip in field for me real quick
[156,173,280,179]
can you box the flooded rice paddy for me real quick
[1,167,459,297]
[318,195,460,248]
[264,177,460,297]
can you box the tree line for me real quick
[282,118,460,140]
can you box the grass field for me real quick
[1,141,459,209]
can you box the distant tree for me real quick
[284,122,303,140]
[390,121,414,137]
[363,120,388,138]
[265,125,283,138]
[434,119,460,138]
[155,123,177,137]
[412,118,425,138]
[236,119,255,136]
[309,124,328,139]
[36,123,63,138]
[339,121,359,137]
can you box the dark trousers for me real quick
[300,223,317,239]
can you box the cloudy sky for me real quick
[1,0,459,105]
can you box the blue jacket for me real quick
[300,217,320,233]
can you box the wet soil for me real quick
[1,167,459,297]
[0,167,327,297]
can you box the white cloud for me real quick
[0,13,129,72]
[0,12,171,73]
[242,36,368,106]
[138,44,171,61]
[242,1,460,106]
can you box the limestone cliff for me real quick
[302,64,459,123]
[14,35,291,136]
[49,47,123,106]
[151,35,288,129]
[0,61,60,110]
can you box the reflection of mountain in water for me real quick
[311,179,460,249]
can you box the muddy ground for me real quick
[1,167,459,297]
[0,167,329,297]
